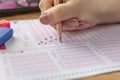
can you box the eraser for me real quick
[0,28,13,46]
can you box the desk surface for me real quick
[1,12,120,80]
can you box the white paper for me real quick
[0,19,120,80]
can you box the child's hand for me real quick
[39,0,120,30]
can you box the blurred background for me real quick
[0,0,40,17]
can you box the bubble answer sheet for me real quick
[1,19,120,80]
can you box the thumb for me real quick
[39,2,78,25]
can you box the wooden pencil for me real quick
[54,0,63,42]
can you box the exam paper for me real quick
[0,19,120,80]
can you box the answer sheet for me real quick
[0,19,120,80]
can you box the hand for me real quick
[39,0,120,30]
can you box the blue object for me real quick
[0,28,13,46]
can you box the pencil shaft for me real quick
[56,23,62,42]
[54,0,60,5]
[54,0,62,42]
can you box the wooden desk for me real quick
[1,12,120,80]
[0,12,40,20]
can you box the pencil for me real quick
[54,0,63,42]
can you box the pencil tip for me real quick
[60,37,62,43]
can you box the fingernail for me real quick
[39,14,50,24]
[77,24,90,29]
[68,21,79,27]
[64,21,79,27]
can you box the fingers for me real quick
[62,19,79,30]
[39,0,96,31]
[76,22,93,30]
[39,0,53,12]
[39,0,64,12]
[50,19,96,31]
[48,17,96,31]
[39,1,78,25]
